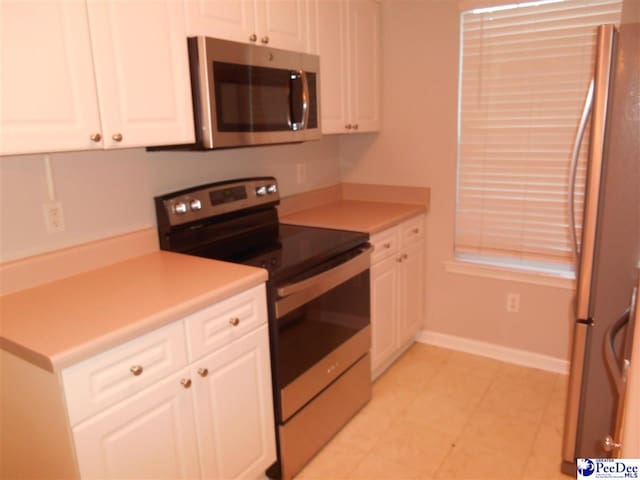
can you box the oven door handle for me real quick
[275,245,372,318]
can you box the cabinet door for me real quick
[0,0,102,155]
[86,0,194,149]
[185,0,256,43]
[72,369,200,480]
[398,241,425,346]
[371,255,399,374]
[348,0,380,132]
[256,0,308,52]
[315,0,350,134]
[192,324,276,480]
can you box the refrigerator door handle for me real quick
[568,79,594,267]
[575,25,616,320]
[604,307,631,395]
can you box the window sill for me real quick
[443,259,576,290]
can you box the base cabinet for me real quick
[73,369,200,479]
[370,215,426,376]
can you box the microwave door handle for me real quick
[300,70,309,129]
[290,71,309,131]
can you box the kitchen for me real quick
[1,1,638,479]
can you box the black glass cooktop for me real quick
[188,223,368,283]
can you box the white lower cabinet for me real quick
[65,284,275,480]
[191,325,275,480]
[370,215,426,376]
[72,368,200,479]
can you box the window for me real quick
[455,0,622,275]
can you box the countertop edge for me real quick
[1,268,267,373]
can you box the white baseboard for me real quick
[416,330,569,375]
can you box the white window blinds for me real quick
[455,0,622,270]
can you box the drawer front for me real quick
[370,227,400,264]
[62,320,188,426]
[401,215,425,246]
[185,284,267,362]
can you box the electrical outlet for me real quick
[43,202,65,233]
[506,293,520,313]
[296,163,307,184]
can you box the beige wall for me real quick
[0,138,341,262]
[339,0,573,360]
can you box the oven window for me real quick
[277,271,370,390]
[213,61,293,132]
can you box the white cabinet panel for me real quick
[315,0,380,134]
[371,256,399,370]
[398,241,425,346]
[257,0,308,51]
[186,0,311,52]
[0,0,103,155]
[73,369,200,480]
[315,0,350,133]
[185,284,267,362]
[192,324,276,480]
[86,0,194,149]
[185,0,256,43]
[62,320,188,426]
[370,215,426,376]
[349,0,381,133]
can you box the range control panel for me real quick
[158,177,279,227]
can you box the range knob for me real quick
[190,199,202,211]
[173,202,188,215]
[267,184,278,194]
[256,186,267,197]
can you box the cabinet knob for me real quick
[352,124,359,130]
[383,242,391,249]
[229,317,240,327]
[403,253,408,260]
[112,133,123,142]
[260,36,269,44]
[130,365,143,376]
[181,378,192,389]
[412,228,420,234]
[396,256,403,263]
[249,34,257,42]
[197,368,208,377]
[90,132,102,142]
[345,124,352,130]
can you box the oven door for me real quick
[274,245,372,422]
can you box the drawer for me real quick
[370,227,400,264]
[185,284,267,362]
[401,215,425,245]
[62,320,188,426]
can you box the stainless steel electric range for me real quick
[155,177,372,480]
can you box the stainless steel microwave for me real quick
[186,36,321,149]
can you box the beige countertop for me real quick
[0,251,267,372]
[280,200,427,234]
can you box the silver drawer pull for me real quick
[181,378,192,389]
[197,368,208,377]
[130,365,143,376]
[229,317,240,327]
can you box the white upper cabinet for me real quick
[86,0,195,149]
[186,0,311,52]
[0,1,102,155]
[0,0,194,156]
[314,0,380,134]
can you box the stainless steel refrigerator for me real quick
[561,4,640,474]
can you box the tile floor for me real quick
[295,343,572,480]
